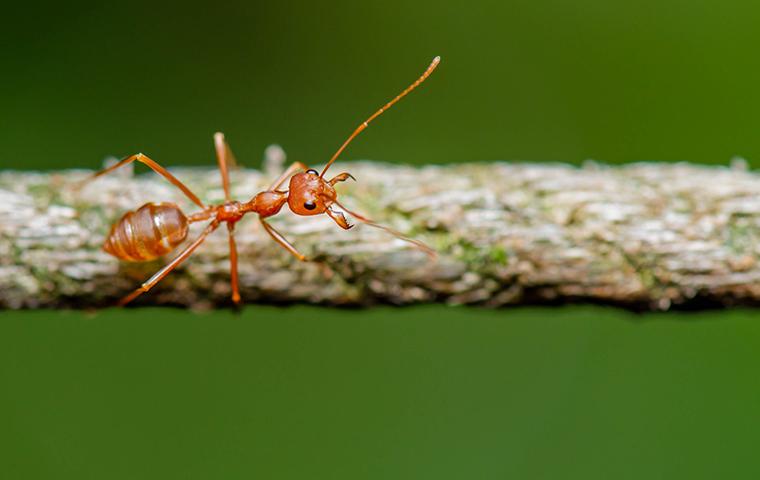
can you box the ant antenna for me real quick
[320,56,441,178]
[330,198,437,259]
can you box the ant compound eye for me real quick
[303,201,317,210]
[306,169,318,175]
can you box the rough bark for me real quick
[2,157,760,310]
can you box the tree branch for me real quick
[2,159,759,310]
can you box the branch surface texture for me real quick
[2,159,759,310]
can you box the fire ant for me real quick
[82,56,441,306]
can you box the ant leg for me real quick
[268,162,308,191]
[83,153,206,209]
[214,132,239,202]
[331,199,437,259]
[260,217,335,279]
[259,218,307,261]
[227,222,241,305]
[118,220,221,306]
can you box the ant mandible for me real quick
[83,56,441,306]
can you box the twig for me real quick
[1,159,759,310]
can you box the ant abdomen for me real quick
[103,202,189,262]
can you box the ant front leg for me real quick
[259,217,335,279]
[259,218,307,261]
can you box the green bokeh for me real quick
[4,0,760,169]
[3,1,760,478]
[3,306,760,479]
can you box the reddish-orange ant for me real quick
[82,56,440,306]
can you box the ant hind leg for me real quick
[81,153,206,209]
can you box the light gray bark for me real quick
[2,158,759,310]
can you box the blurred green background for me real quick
[3,0,760,478]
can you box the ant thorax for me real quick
[248,190,288,218]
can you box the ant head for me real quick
[286,168,356,229]
[287,169,336,216]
